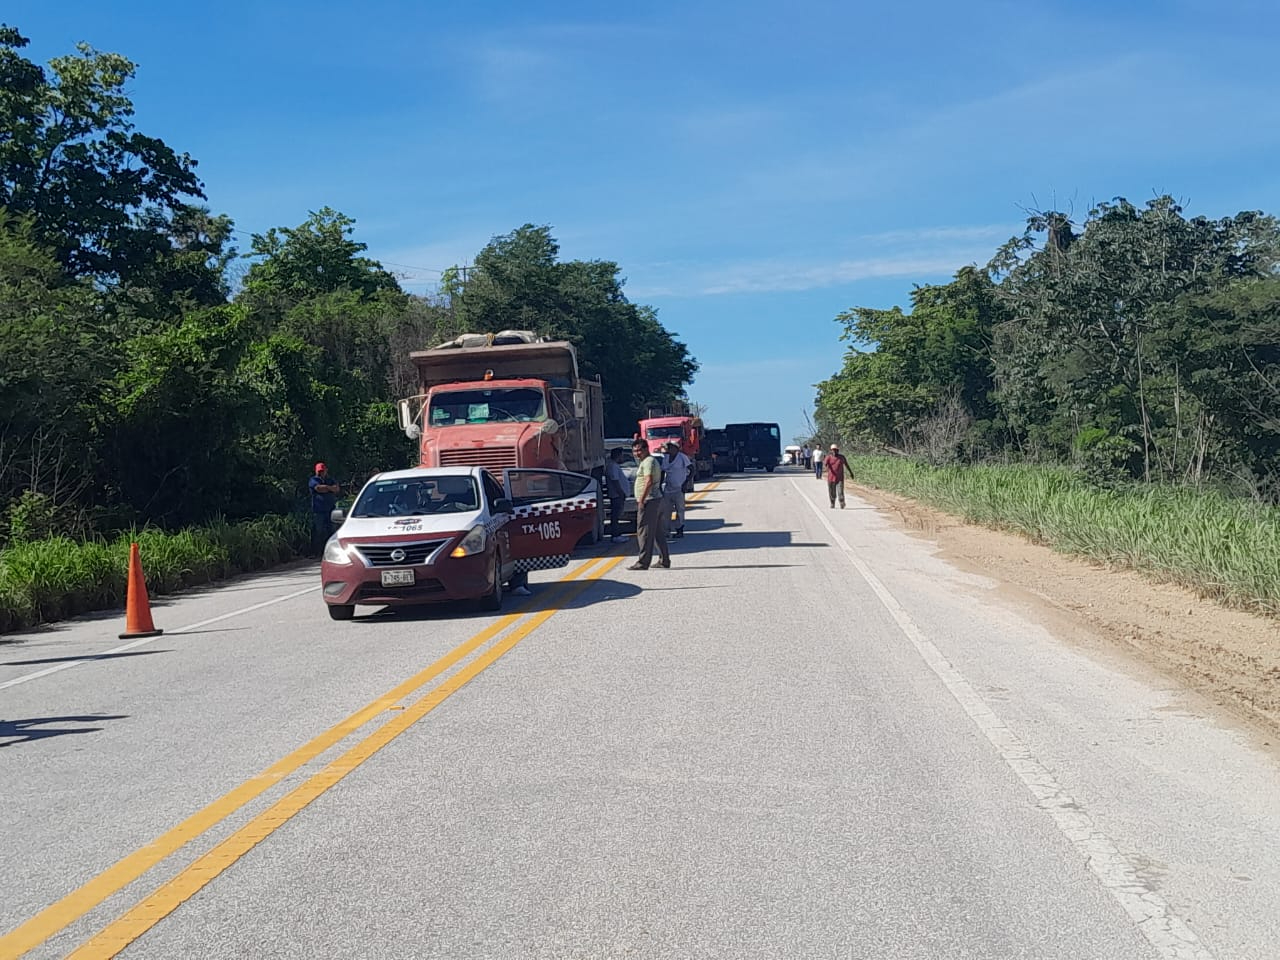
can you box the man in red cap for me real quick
[309,462,341,556]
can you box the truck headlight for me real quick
[323,537,351,565]
[450,525,487,558]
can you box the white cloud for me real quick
[627,223,1013,297]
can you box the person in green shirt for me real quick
[628,439,671,570]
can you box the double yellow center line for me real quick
[6,482,720,959]
[2,552,626,959]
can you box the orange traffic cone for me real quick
[119,541,163,640]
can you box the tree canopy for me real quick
[0,26,698,541]
[815,197,1280,499]
[443,224,698,436]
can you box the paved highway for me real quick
[2,472,1277,959]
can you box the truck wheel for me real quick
[766,464,775,473]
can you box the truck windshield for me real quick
[645,426,684,439]
[428,388,547,426]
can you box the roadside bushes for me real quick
[0,515,309,634]
[846,457,1280,616]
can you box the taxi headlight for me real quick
[451,525,487,558]
[323,537,351,565]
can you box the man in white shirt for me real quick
[661,440,694,539]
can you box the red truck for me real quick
[638,409,712,480]
[396,330,607,542]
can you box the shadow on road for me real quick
[350,568,643,624]
[3,650,168,668]
[0,714,128,748]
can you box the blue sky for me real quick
[10,0,1280,442]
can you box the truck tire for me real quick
[765,463,775,473]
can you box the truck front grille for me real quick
[439,446,518,471]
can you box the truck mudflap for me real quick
[503,469,600,572]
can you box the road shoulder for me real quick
[847,480,1280,743]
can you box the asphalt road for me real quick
[2,471,1278,960]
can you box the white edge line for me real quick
[0,584,321,692]
[2,551,613,693]
[792,478,1218,960]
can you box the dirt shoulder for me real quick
[848,481,1280,740]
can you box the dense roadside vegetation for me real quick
[845,457,1280,615]
[812,201,1280,613]
[0,25,696,631]
[0,517,308,634]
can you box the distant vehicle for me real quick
[704,428,738,473]
[604,438,640,524]
[638,410,711,480]
[724,422,782,472]
[320,465,598,620]
[783,444,802,466]
[396,331,606,543]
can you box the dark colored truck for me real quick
[723,422,782,472]
[703,428,737,473]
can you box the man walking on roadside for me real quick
[661,440,693,539]
[823,444,850,509]
[309,462,341,555]
[628,439,670,570]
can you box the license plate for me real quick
[381,569,415,587]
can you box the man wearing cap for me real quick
[309,462,342,555]
[822,444,851,509]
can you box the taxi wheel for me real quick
[327,604,355,621]
[478,557,503,612]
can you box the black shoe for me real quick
[627,562,649,570]
[657,559,671,568]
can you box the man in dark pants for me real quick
[628,439,670,570]
[605,447,629,542]
[309,462,341,555]
[823,444,850,508]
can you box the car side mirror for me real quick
[494,498,514,515]
[330,507,345,525]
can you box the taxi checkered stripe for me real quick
[511,497,597,519]
[514,553,570,573]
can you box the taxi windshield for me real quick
[428,388,546,426]
[352,476,479,517]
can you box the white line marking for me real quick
[0,583,320,692]
[793,479,1217,960]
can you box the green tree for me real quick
[990,197,1280,480]
[815,267,1006,458]
[0,212,104,534]
[0,25,204,282]
[444,224,697,434]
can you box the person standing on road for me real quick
[823,444,851,509]
[814,443,824,479]
[628,439,670,570]
[606,447,629,543]
[309,462,341,555]
[661,440,693,539]
[801,444,811,470]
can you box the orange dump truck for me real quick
[396,330,606,541]
[638,412,711,480]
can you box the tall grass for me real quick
[0,515,309,634]
[847,457,1280,616]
